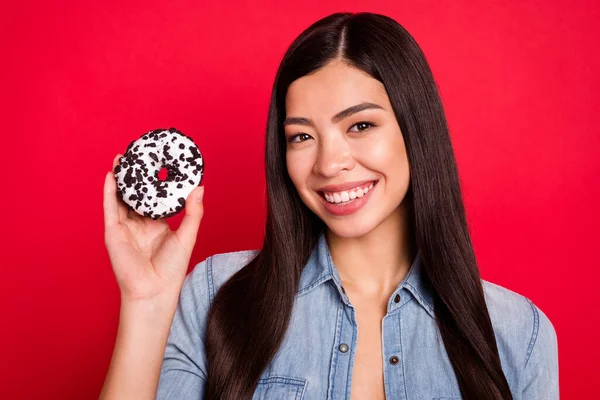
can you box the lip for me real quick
[316,179,378,193]
[317,180,378,216]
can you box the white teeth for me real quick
[324,183,374,204]
[322,181,378,204]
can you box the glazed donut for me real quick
[113,127,204,220]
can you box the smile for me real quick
[317,180,379,216]
[322,181,375,204]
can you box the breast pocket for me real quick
[251,376,307,400]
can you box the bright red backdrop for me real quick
[1,1,598,398]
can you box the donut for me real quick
[113,127,204,220]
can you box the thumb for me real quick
[175,186,204,253]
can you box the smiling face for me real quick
[284,59,412,238]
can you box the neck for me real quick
[326,201,417,298]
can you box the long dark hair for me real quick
[205,12,513,400]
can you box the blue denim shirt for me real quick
[157,232,559,399]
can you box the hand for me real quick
[103,154,205,303]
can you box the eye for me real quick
[349,121,376,133]
[287,133,312,143]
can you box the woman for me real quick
[100,12,558,400]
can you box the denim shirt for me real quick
[157,232,559,399]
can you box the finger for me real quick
[175,186,204,253]
[111,154,130,222]
[103,170,120,229]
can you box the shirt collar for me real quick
[298,231,435,319]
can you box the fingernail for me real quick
[196,186,204,203]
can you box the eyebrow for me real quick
[283,102,384,128]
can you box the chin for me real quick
[321,214,380,239]
[327,226,373,239]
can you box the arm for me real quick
[521,300,559,399]
[99,293,180,400]
[100,258,210,400]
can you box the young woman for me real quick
[100,12,558,400]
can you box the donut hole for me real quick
[158,167,168,181]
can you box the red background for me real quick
[2,1,598,398]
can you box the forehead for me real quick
[285,60,389,117]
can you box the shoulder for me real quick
[481,280,558,373]
[157,249,260,395]
[166,248,260,366]
[182,248,260,306]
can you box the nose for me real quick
[313,134,355,177]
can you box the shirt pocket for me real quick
[251,376,307,400]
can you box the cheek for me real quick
[286,151,310,188]
[358,132,407,172]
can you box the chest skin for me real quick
[345,289,388,400]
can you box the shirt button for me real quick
[338,343,349,353]
[394,293,401,303]
[389,355,399,365]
